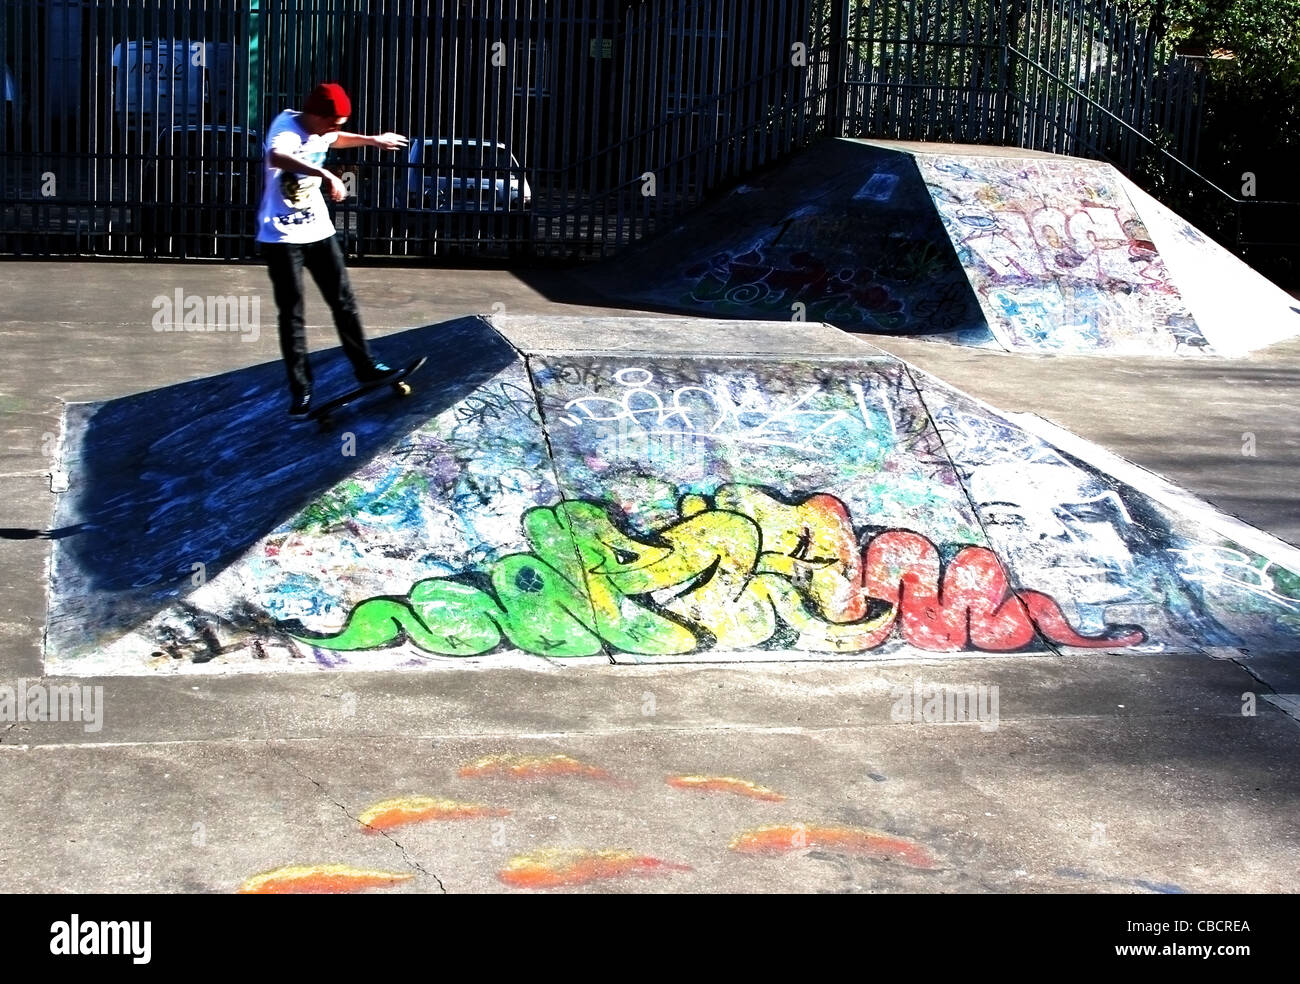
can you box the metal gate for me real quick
[0,0,835,260]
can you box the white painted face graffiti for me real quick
[967,463,1137,604]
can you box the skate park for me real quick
[2,0,1299,901]
[3,245,1299,893]
[38,313,1300,674]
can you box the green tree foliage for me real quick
[1153,1,1300,87]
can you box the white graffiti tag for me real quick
[561,366,885,452]
[1169,545,1300,611]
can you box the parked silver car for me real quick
[405,138,531,212]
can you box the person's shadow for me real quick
[42,316,516,657]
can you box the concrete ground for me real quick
[1,260,1298,893]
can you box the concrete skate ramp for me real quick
[581,139,1300,356]
[44,316,1300,675]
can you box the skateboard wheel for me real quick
[394,381,412,397]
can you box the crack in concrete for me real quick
[273,749,447,894]
[517,343,618,666]
[1231,655,1300,730]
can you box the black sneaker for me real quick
[357,361,399,384]
[288,391,312,419]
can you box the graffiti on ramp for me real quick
[293,484,1145,657]
[43,335,1300,673]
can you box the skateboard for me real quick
[305,356,428,425]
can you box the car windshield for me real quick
[417,143,512,170]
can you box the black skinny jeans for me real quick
[263,235,375,398]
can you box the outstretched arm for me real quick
[333,131,409,151]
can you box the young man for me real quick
[256,81,409,418]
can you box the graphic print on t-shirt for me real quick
[272,139,326,226]
[279,172,321,210]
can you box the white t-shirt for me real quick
[255,110,339,244]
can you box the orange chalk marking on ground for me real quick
[358,796,510,832]
[729,824,937,869]
[237,864,414,894]
[458,753,610,780]
[666,775,785,802]
[498,848,691,889]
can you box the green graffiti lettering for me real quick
[292,484,1143,657]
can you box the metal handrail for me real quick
[1008,44,1293,210]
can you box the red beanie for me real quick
[303,82,351,118]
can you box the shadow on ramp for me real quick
[563,138,991,345]
[47,316,516,654]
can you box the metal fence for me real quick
[0,0,835,260]
[1002,0,1300,248]
[1009,0,1207,168]
[836,0,1015,144]
[837,0,1207,165]
[0,0,1290,261]
[835,0,1298,248]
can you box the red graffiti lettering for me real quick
[862,531,1145,651]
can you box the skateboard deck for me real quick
[305,356,428,423]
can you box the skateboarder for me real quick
[256,82,410,418]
